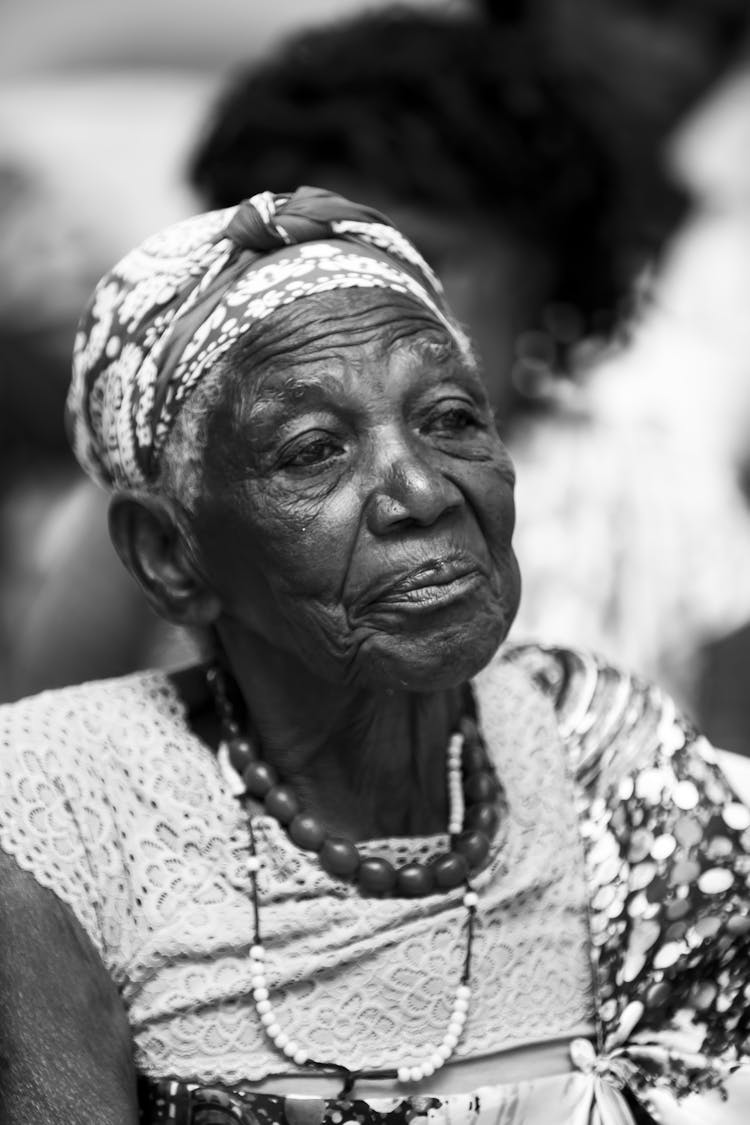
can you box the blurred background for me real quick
[1,0,750,752]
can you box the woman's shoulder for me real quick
[497,640,750,844]
[0,666,192,813]
[0,667,183,753]
[499,639,664,725]
[497,641,702,790]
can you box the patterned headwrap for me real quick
[67,186,466,491]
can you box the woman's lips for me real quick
[360,558,485,613]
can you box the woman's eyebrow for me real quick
[243,373,347,424]
[414,358,486,398]
[406,335,481,379]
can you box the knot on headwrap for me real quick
[66,186,464,492]
[224,186,392,252]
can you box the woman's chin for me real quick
[351,612,511,692]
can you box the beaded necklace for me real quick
[207,665,505,1090]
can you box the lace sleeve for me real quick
[0,691,113,961]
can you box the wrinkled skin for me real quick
[193,296,520,695]
[142,291,522,838]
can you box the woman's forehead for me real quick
[234,309,474,408]
[228,289,466,379]
[254,288,455,348]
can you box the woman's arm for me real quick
[0,848,138,1124]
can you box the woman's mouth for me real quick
[359,557,486,615]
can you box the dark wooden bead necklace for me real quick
[207,666,504,898]
[205,665,505,1088]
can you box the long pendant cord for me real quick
[237,781,478,1092]
[209,667,497,1094]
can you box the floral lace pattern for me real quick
[0,650,593,1086]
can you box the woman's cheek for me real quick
[253,508,355,602]
[466,467,516,545]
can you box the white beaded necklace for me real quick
[212,672,498,1093]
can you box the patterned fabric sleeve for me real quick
[508,642,750,1121]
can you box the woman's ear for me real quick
[108,492,221,626]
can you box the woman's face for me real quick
[191,294,520,692]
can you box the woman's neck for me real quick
[215,630,465,841]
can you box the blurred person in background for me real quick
[0,160,104,693]
[479,0,750,272]
[500,7,750,739]
[666,41,750,752]
[0,72,214,694]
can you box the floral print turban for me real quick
[66,186,466,491]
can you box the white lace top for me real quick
[0,648,593,1084]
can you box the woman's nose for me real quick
[365,443,463,536]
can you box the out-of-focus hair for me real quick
[476,0,749,254]
[189,8,630,347]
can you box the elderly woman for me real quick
[1,188,749,1125]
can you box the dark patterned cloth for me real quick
[139,645,750,1124]
[138,1077,449,1125]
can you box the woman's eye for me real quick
[422,403,482,436]
[282,435,344,469]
